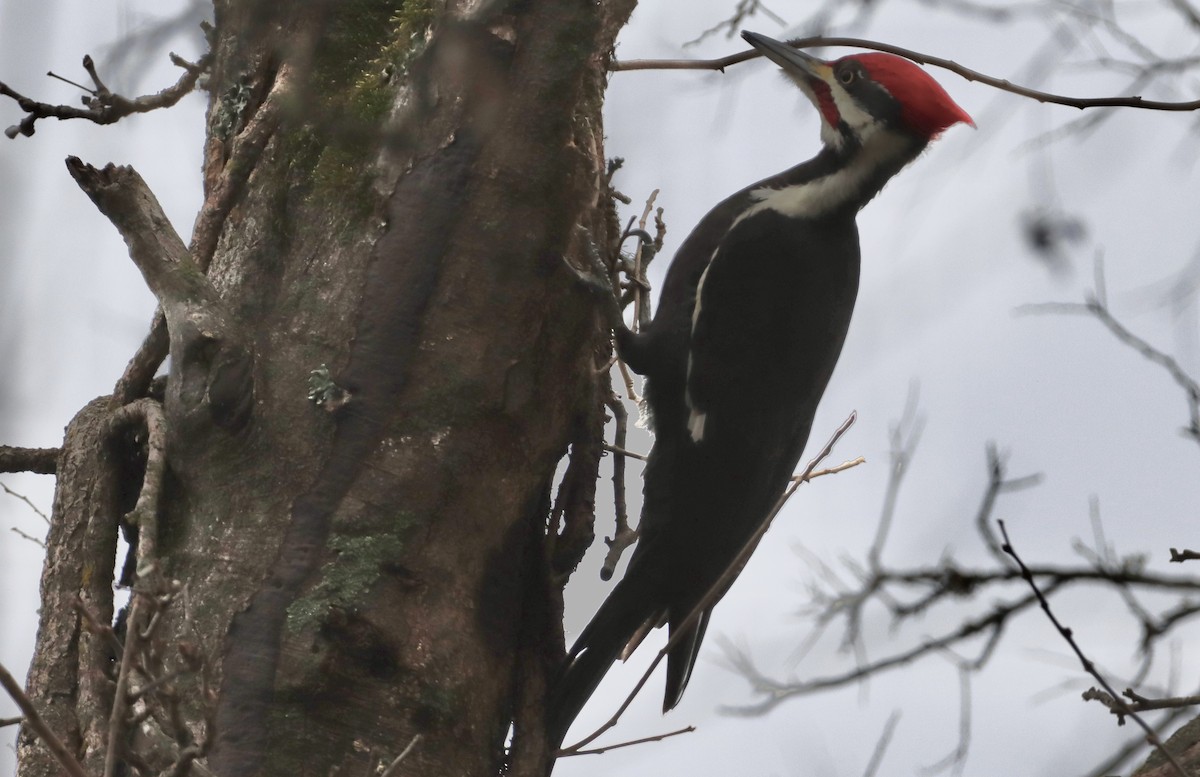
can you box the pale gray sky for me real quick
[3,2,1200,776]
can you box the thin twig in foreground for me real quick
[1,481,50,522]
[0,661,91,777]
[1019,294,1200,446]
[793,456,866,482]
[998,521,1188,777]
[862,711,901,777]
[612,36,1200,112]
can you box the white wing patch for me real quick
[685,258,717,444]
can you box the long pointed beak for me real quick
[742,31,833,87]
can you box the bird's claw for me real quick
[566,226,626,332]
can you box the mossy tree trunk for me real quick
[15,1,636,776]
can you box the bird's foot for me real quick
[565,225,627,332]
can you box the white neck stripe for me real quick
[730,128,909,228]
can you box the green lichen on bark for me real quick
[286,527,412,632]
[282,0,438,219]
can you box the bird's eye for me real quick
[838,68,856,86]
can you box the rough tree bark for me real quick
[13,1,637,776]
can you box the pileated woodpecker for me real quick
[549,32,972,748]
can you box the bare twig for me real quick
[1019,291,1200,447]
[2,52,209,139]
[792,456,866,482]
[999,521,1188,777]
[1095,686,1200,714]
[862,711,901,777]
[601,443,647,462]
[10,526,46,547]
[1,481,49,523]
[869,388,923,570]
[629,191,660,334]
[684,0,787,47]
[564,725,695,757]
[723,586,1045,715]
[919,662,971,776]
[600,390,639,580]
[0,661,91,777]
[612,36,1200,112]
[1169,548,1200,563]
[1167,0,1200,31]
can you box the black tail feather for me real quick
[546,572,659,751]
[662,607,711,712]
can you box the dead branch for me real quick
[611,36,1200,112]
[563,725,695,757]
[0,445,59,474]
[66,158,254,430]
[65,159,223,329]
[2,52,209,139]
[113,65,289,404]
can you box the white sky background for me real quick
[3,1,1200,776]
